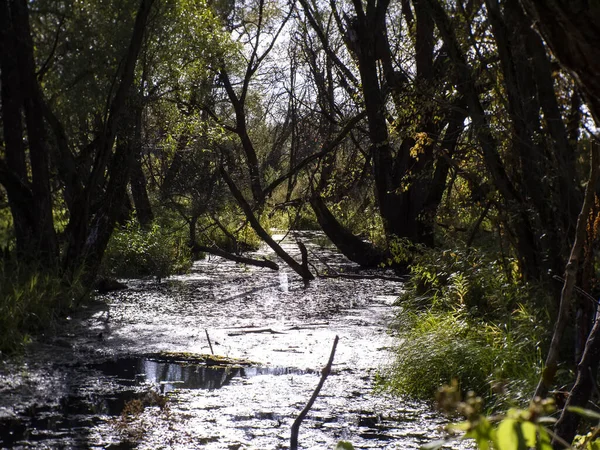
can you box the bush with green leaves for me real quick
[102,220,192,280]
[0,261,85,353]
[390,239,530,316]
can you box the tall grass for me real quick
[0,262,86,354]
[385,306,543,408]
[382,243,548,409]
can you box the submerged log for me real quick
[193,243,279,270]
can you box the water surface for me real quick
[0,232,471,449]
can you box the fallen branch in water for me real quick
[290,335,339,450]
[317,272,406,283]
[227,327,287,336]
[285,322,329,330]
[193,244,279,270]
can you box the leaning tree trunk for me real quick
[519,0,600,124]
[310,195,388,268]
[220,167,314,281]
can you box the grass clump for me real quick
[0,261,86,354]
[383,243,547,409]
[102,219,192,280]
[386,306,543,407]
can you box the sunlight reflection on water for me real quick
[0,231,474,449]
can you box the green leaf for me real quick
[335,441,355,450]
[465,418,494,450]
[536,427,552,450]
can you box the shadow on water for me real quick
[0,353,309,449]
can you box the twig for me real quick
[553,275,598,304]
[227,327,287,336]
[307,247,340,275]
[205,329,214,355]
[466,200,493,251]
[285,322,329,330]
[546,427,576,450]
[290,335,339,450]
[298,241,310,272]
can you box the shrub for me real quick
[102,220,192,280]
[391,240,529,317]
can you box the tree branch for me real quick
[290,335,339,450]
[535,140,600,399]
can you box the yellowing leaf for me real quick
[520,421,537,447]
[495,419,519,450]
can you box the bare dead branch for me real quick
[290,335,339,450]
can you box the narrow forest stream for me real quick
[0,232,472,449]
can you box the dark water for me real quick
[0,231,472,449]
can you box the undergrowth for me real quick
[0,261,86,354]
[102,219,192,280]
[382,241,548,409]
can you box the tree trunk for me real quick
[487,0,579,279]
[551,314,600,449]
[310,195,388,268]
[535,142,600,400]
[0,0,31,256]
[341,0,455,247]
[0,0,58,266]
[62,0,155,282]
[425,0,544,280]
[220,167,314,281]
[129,95,153,227]
[519,0,600,123]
